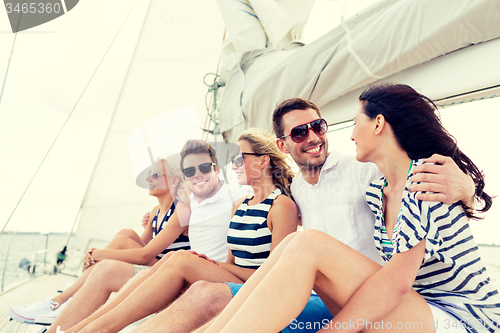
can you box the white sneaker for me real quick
[7,298,58,324]
[34,297,71,325]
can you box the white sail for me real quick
[0,0,150,235]
[0,0,227,271]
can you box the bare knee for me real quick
[282,230,300,244]
[89,260,133,290]
[285,229,329,258]
[162,250,194,270]
[114,228,138,239]
[294,229,329,246]
[301,229,326,237]
[107,234,132,249]
[185,281,233,316]
[162,250,176,261]
[90,260,120,277]
[144,250,194,281]
[147,251,175,274]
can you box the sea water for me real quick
[1,233,500,293]
[0,233,70,291]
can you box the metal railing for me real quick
[1,232,14,292]
[1,233,50,293]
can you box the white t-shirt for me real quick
[188,182,248,262]
[290,151,384,265]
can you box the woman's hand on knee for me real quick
[82,248,96,272]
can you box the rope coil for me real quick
[202,73,225,136]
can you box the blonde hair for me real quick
[238,128,294,197]
[159,154,191,205]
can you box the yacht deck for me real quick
[0,275,147,333]
[0,274,76,333]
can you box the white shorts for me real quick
[132,265,150,276]
[428,303,467,333]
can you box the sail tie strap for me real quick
[340,0,383,80]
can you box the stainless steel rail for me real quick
[1,233,50,293]
[1,233,13,292]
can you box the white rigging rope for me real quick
[0,33,18,112]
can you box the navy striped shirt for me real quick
[227,189,282,269]
[152,200,190,260]
[366,159,500,333]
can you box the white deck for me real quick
[0,274,77,333]
[0,275,148,333]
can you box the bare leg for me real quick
[77,250,243,333]
[51,267,94,305]
[64,253,173,333]
[193,317,216,333]
[204,230,433,333]
[52,230,146,305]
[133,281,233,333]
[46,260,135,333]
[199,232,298,333]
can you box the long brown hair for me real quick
[359,84,492,219]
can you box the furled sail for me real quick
[217,0,500,143]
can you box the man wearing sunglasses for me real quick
[274,99,383,264]
[180,139,247,263]
[132,100,476,333]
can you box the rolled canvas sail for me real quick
[218,0,500,142]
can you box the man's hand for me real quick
[189,250,218,265]
[409,154,475,207]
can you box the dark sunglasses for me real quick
[149,170,165,180]
[182,162,216,178]
[280,118,328,143]
[231,153,264,167]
